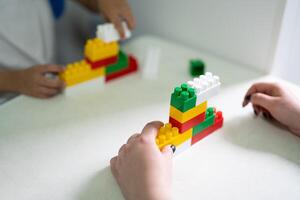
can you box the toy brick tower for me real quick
[156,72,223,155]
[59,23,138,87]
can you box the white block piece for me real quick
[174,139,191,156]
[142,46,161,79]
[96,22,131,43]
[187,72,221,105]
[64,77,105,95]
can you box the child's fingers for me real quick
[39,77,65,89]
[38,64,64,73]
[251,93,277,112]
[141,121,164,140]
[161,145,174,159]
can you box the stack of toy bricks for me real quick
[156,72,223,155]
[59,23,138,87]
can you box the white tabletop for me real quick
[1,36,300,200]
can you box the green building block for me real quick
[192,107,215,136]
[189,59,205,77]
[106,50,129,75]
[170,83,196,112]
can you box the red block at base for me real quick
[169,112,205,133]
[105,55,138,82]
[191,111,223,145]
[85,56,118,69]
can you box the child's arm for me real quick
[76,0,135,38]
[0,65,65,99]
[110,121,173,200]
[243,82,300,136]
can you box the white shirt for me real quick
[0,0,55,104]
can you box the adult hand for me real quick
[110,121,173,200]
[243,82,300,135]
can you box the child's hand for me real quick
[243,82,300,135]
[15,65,65,99]
[96,0,135,38]
[110,121,173,200]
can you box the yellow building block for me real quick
[59,60,105,87]
[169,101,207,123]
[156,123,192,149]
[84,38,119,62]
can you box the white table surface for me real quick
[1,36,300,200]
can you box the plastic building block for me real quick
[174,138,191,156]
[96,22,131,43]
[155,123,192,150]
[59,60,105,87]
[106,50,129,75]
[169,101,207,123]
[85,55,118,69]
[187,72,221,105]
[105,55,138,82]
[192,107,215,136]
[142,46,161,80]
[189,59,205,77]
[169,112,205,133]
[170,83,196,112]
[84,38,119,62]
[191,111,223,145]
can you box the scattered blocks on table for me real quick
[190,59,205,77]
[59,60,105,87]
[170,83,196,112]
[84,38,119,62]
[96,22,131,43]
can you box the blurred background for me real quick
[56,0,300,85]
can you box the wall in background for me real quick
[130,0,286,73]
[272,0,300,85]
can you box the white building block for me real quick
[142,46,161,79]
[96,22,131,43]
[187,72,221,105]
[174,138,192,156]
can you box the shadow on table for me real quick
[77,166,123,200]
[223,114,300,167]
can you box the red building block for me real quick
[191,111,223,145]
[105,55,138,82]
[85,56,118,69]
[169,112,205,133]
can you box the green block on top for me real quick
[192,107,215,136]
[170,83,196,112]
[189,59,205,77]
[106,50,129,75]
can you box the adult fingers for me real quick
[37,86,60,98]
[39,77,65,89]
[121,8,135,30]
